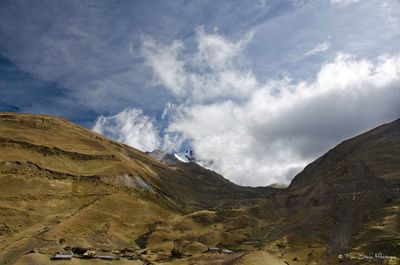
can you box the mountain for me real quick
[240,119,400,263]
[146,149,198,165]
[173,148,215,170]
[174,149,196,163]
[146,149,181,165]
[0,113,274,265]
[283,118,400,260]
[144,119,400,264]
[0,113,399,265]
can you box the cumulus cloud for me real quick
[97,27,400,186]
[92,107,183,153]
[78,13,400,187]
[92,108,161,152]
[166,53,400,186]
[86,21,400,187]
[154,32,400,186]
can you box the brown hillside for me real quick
[0,113,399,265]
[0,113,272,265]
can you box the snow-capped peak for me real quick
[173,153,189,163]
[174,148,214,170]
[174,148,196,163]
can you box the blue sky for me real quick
[1,0,400,186]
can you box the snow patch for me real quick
[174,153,190,162]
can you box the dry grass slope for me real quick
[0,113,399,265]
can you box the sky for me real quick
[1,0,400,186]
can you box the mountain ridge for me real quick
[0,112,399,264]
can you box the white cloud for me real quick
[141,27,256,102]
[305,41,330,57]
[2,0,399,122]
[331,0,361,7]
[92,107,183,153]
[92,108,161,152]
[137,28,400,186]
[141,37,187,97]
[92,26,400,186]
[165,52,400,186]
[2,1,400,187]
[194,26,252,71]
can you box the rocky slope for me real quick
[283,118,400,261]
[247,119,400,263]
